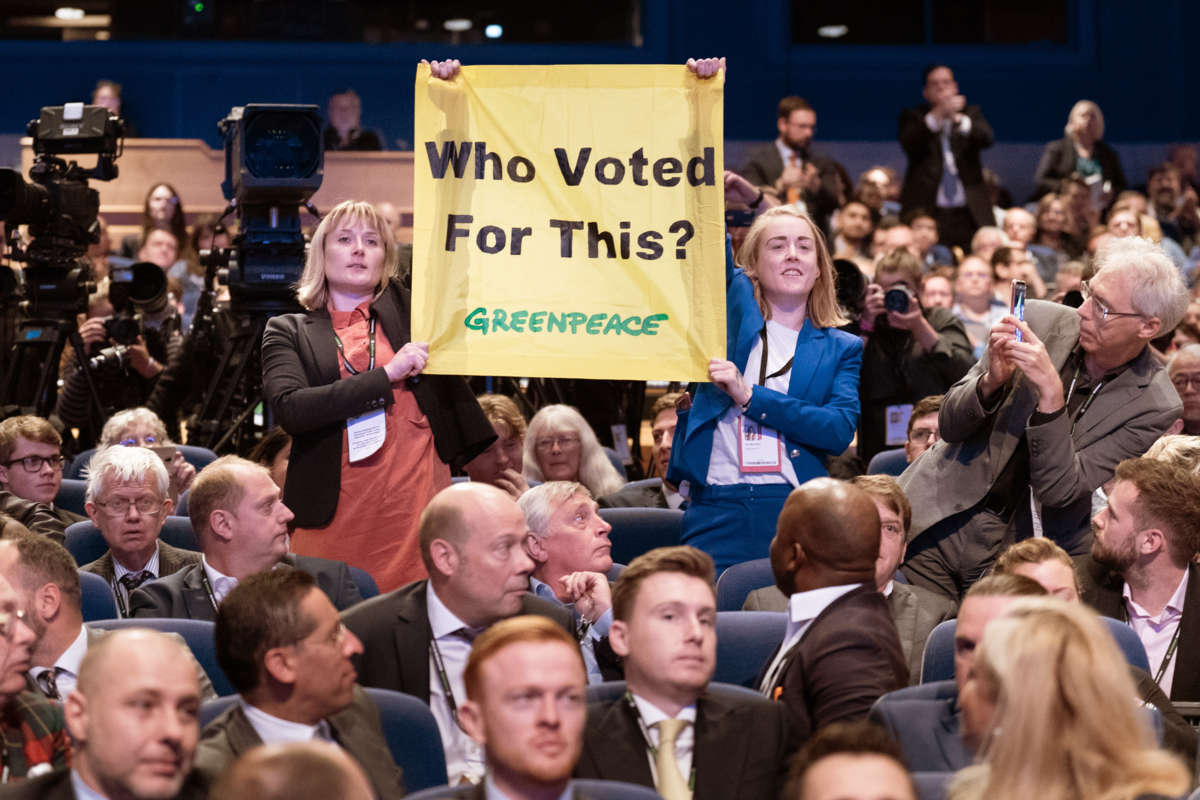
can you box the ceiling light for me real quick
[55,7,85,19]
[443,18,472,32]
[485,23,502,39]
[816,24,849,38]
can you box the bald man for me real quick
[211,741,374,800]
[341,482,573,785]
[758,478,907,741]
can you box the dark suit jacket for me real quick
[82,541,200,585]
[899,301,1181,554]
[0,492,67,544]
[868,682,968,772]
[47,507,85,528]
[1031,136,1127,201]
[766,583,908,741]
[127,554,363,620]
[341,579,574,702]
[575,688,789,800]
[1077,556,1200,702]
[192,687,403,798]
[262,278,495,528]
[0,769,205,800]
[598,480,668,509]
[897,103,995,228]
[744,583,953,687]
[738,142,844,228]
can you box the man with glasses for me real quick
[0,416,80,539]
[80,445,199,617]
[900,236,1189,600]
[904,395,942,465]
[195,569,402,797]
[1167,344,1200,435]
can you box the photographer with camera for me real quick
[858,247,973,465]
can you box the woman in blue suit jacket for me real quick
[667,205,863,572]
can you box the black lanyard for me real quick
[430,636,465,730]
[758,327,794,386]
[624,691,697,791]
[1063,362,1105,428]
[1122,603,1183,686]
[198,569,220,612]
[332,314,376,375]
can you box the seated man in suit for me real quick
[782,721,916,800]
[745,476,956,683]
[1079,456,1200,702]
[195,570,402,798]
[80,445,199,617]
[6,629,204,800]
[519,481,618,684]
[576,546,789,799]
[761,479,908,740]
[599,392,686,510]
[868,574,1046,771]
[0,561,69,782]
[0,528,215,702]
[341,482,572,785]
[448,616,589,800]
[130,456,361,619]
[211,741,375,800]
[0,415,82,530]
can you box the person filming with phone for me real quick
[899,236,1190,601]
[857,247,974,465]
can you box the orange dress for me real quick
[290,301,450,591]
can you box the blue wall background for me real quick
[0,0,1193,196]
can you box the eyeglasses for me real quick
[118,434,158,447]
[1171,373,1200,392]
[3,454,65,473]
[0,606,28,639]
[908,427,938,443]
[94,497,164,517]
[1081,281,1143,323]
[535,435,580,452]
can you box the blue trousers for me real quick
[682,483,793,574]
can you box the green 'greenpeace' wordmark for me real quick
[464,307,669,336]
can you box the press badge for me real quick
[739,418,783,473]
[347,409,386,462]
[885,404,913,447]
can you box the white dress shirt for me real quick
[241,700,333,744]
[630,693,697,788]
[71,770,108,800]
[759,583,862,694]
[426,583,486,784]
[1124,569,1189,697]
[30,625,88,700]
[201,555,239,606]
[484,773,573,800]
[112,546,161,613]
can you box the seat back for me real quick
[714,611,786,688]
[64,518,199,566]
[54,479,89,515]
[597,508,683,565]
[866,448,908,476]
[1101,616,1150,673]
[68,445,219,480]
[348,566,380,600]
[715,558,774,611]
[78,570,119,621]
[912,771,952,800]
[91,617,233,696]
[362,687,448,792]
[407,780,661,800]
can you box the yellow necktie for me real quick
[652,718,692,800]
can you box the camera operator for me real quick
[54,278,182,449]
[858,247,973,464]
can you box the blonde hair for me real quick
[295,200,401,310]
[1144,433,1200,475]
[735,206,848,328]
[948,598,1189,800]
[522,405,624,498]
[1065,99,1105,141]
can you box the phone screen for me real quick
[1010,280,1027,342]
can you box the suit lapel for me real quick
[888,585,919,666]
[586,700,654,787]
[181,566,216,622]
[692,694,743,800]
[784,325,828,405]
[393,583,433,703]
[301,313,343,385]
[224,706,265,755]
[1070,349,1155,444]
[1171,562,1200,701]
[93,552,116,584]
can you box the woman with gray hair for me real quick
[1031,99,1127,203]
[96,406,194,502]
[523,405,624,499]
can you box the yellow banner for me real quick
[411,63,726,381]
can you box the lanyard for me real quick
[758,327,794,386]
[624,691,697,791]
[198,569,220,612]
[1063,363,1105,428]
[111,577,133,618]
[332,314,376,375]
[430,636,465,730]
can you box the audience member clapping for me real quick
[464,393,530,498]
[948,598,1189,800]
[523,404,624,499]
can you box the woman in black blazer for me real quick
[262,200,493,591]
[1031,100,1127,203]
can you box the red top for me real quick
[290,300,450,591]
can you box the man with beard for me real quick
[1077,456,1200,701]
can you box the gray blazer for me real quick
[898,300,1180,553]
[743,582,956,684]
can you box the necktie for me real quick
[652,718,691,800]
[119,570,154,595]
[940,125,961,205]
[35,668,62,701]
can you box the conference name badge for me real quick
[739,418,783,473]
[347,409,386,462]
